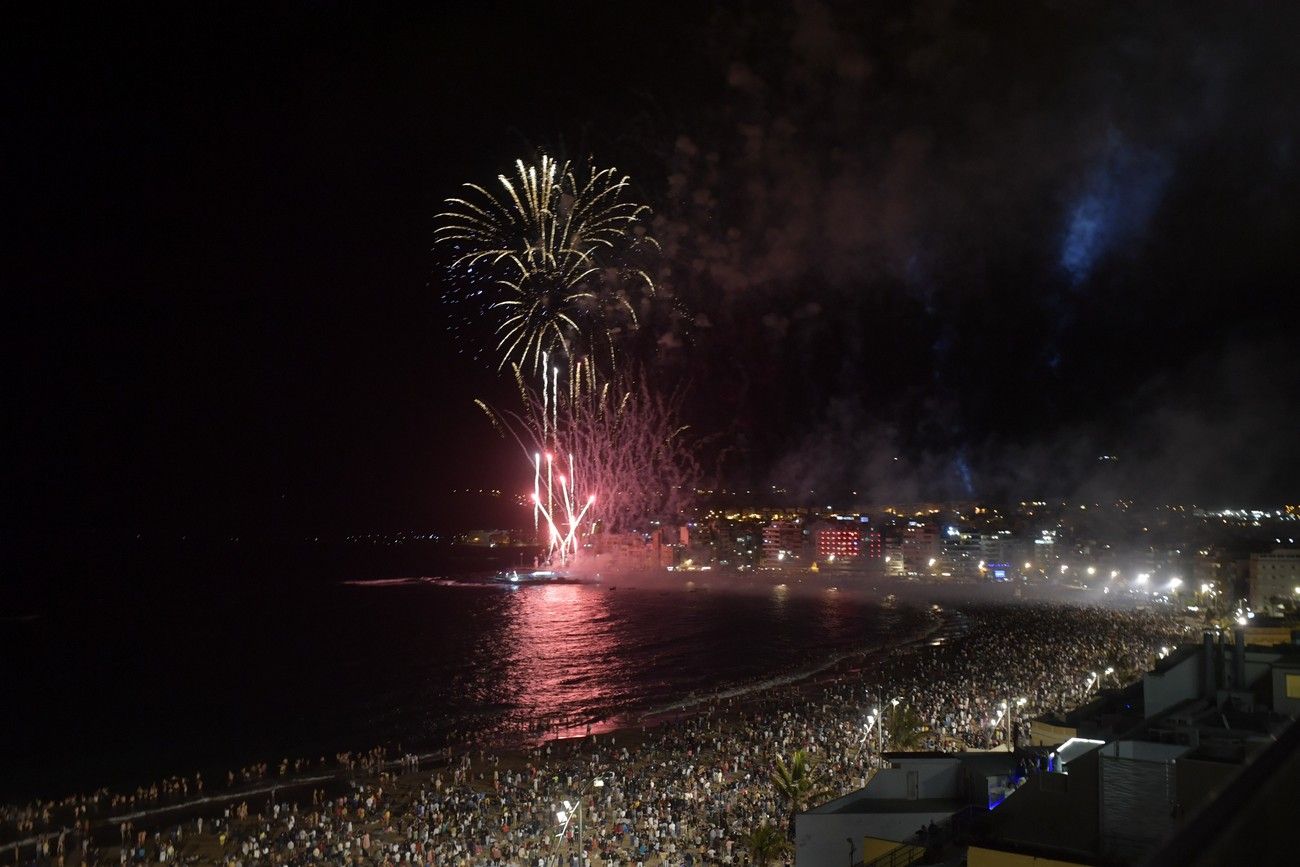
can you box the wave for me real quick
[339,576,477,587]
[637,613,946,720]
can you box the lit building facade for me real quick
[762,521,805,566]
[942,527,981,578]
[813,524,861,563]
[900,521,940,575]
[1248,548,1300,608]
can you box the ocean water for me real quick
[2,557,920,802]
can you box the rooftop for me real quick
[883,750,1021,777]
[812,795,965,816]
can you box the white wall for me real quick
[892,758,961,797]
[1143,653,1199,717]
[862,768,910,798]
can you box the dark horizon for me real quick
[9,2,1300,539]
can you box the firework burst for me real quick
[436,155,658,380]
[477,357,699,556]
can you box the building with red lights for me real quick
[813,523,860,563]
[808,521,885,570]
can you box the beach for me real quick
[2,594,1183,865]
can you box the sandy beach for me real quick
[3,596,1180,865]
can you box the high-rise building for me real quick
[980,530,1012,566]
[812,522,861,563]
[762,521,805,567]
[862,529,883,563]
[900,521,940,575]
[883,534,905,576]
[1248,548,1300,608]
[941,526,981,578]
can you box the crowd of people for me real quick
[3,602,1180,866]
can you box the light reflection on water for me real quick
[439,582,915,739]
[1,578,923,799]
[507,583,620,728]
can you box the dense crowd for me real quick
[3,603,1180,866]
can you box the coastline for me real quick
[2,598,1181,865]
[1,599,946,856]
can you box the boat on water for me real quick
[493,569,585,585]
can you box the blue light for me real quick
[1060,133,1172,285]
[954,454,974,497]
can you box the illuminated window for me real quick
[1286,674,1300,699]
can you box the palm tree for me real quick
[745,823,793,865]
[884,703,927,751]
[771,749,834,837]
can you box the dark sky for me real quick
[7,2,1300,536]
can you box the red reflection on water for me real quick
[506,584,619,736]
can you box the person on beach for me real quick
[0,603,1177,866]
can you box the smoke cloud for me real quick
[637,0,1300,503]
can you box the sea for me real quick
[1,538,926,802]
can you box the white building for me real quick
[761,521,804,567]
[795,753,1020,867]
[1248,548,1300,608]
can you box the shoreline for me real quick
[2,582,1160,856]
[636,608,947,722]
[2,600,1182,865]
[1,600,944,851]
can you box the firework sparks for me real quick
[478,361,699,557]
[530,451,596,563]
[436,155,658,379]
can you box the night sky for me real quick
[8,1,1300,537]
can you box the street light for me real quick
[556,778,605,862]
[1003,697,1027,747]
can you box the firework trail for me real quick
[436,155,658,382]
[477,359,699,558]
[530,450,596,563]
